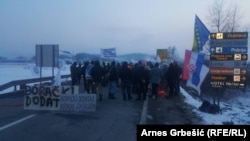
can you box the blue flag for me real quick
[192,15,210,52]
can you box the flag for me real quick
[182,50,209,95]
[53,69,62,86]
[192,15,210,53]
[156,55,161,63]
[101,48,116,58]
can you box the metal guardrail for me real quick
[0,74,71,93]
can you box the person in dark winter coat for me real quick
[76,62,82,85]
[166,63,178,97]
[91,60,105,101]
[173,62,182,95]
[82,61,89,91]
[107,61,119,99]
[133,61,147,100]
[149,63,162,99]
[118,61,133,100]
[142,62,151,100]
[70,62,77,86]
[85,61,94,93]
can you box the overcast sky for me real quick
[0,0,249,58]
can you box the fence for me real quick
[0,74,71,94]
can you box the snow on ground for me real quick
[180,87,250,125]
[0,62,70,94]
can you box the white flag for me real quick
[53,69,62,86]
[156,55,161,63]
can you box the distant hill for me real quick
[0,55,33,63]
[0,52,156,64]
[73,52,156,63]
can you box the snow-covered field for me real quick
[0,62,71,94]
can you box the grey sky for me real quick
[0,0,249,58]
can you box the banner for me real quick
[101,48,116,58]
[156,49,168,60]
[23,85,96,112]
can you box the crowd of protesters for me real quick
[70,59,182,101]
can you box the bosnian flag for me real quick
[182,50,209,95]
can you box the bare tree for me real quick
[207,0,244,32]
[203,0,246,56]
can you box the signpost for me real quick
[210,81,246,89]
[209,60,247,68]
[210,47,248,54]
[209,68,247,75]
[210,54,248,61]
[210,39,248,47]
[210,32,248,39]
[209,32,248,89]
[210,75,246,82]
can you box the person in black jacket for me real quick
[70,62,77,86]
[91,60,105,101]
[118,61,133,100]
[107,61,119,99]
[166,63,178,97]
[85,60,94,94]
[173,62,182,95]
[134,61,147,101]
[76,62,82,85]
[82,61,89,92]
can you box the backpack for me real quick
[199,100,221,114]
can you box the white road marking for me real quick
[0,114,36,131]
[139,97,148,125]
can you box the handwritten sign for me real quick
[23,85,96,112]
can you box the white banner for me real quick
[101,48,116,58]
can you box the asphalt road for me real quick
[0,87,144,141]
[0,84,204,141]
[145,93,203,125]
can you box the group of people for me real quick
[70,60,182,101]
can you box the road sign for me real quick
[209,60,247,68]
[210,39,248,47]
[209,32,248,89]
[209,68,247,75]
[210,32,248,39]
[210,54,248,61]
[210,75,246,82]
[211,81,246,89]
[210,47,248,54]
